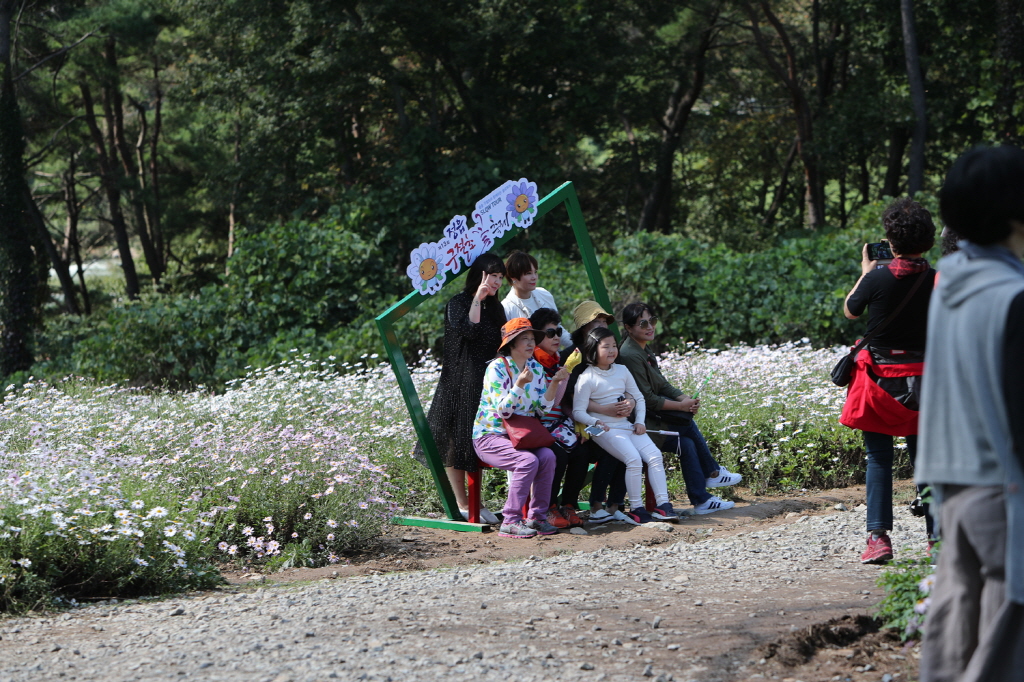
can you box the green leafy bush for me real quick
[875,554,936,640]
[36,207,397,388]
[31,195,943,389]
[604,195,943,349]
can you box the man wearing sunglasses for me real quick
[617,301,740,515]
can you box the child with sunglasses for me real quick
[530,308,588,528]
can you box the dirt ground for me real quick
[217,481,924,682]
[223,482,912,583]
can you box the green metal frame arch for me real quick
[375,181,613,531]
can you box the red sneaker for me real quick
[563,505,583,528]
[861,533,894,564]
[546,504,569,529]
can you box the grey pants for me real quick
[919,485,1024,682]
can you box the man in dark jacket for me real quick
[917,144,1024,682]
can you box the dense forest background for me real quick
[0,0,1021,387]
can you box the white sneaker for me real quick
[588,509,614,524]
[612,509,641,526]
[693,496,735,515]
[706,467,742,488]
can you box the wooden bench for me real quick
[466,458,656,524]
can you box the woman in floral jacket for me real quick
[473,318,569,538]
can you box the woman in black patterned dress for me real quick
[415,253,507,522]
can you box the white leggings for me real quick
[594,429,669,508]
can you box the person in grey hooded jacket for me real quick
[917,144,1024,682]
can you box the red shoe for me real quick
[563,505,583,528]
[546,504,569,529]
[926,539,937,559]
[861,533,894,564]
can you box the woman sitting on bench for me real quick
[472,318,569,538]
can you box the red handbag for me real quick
[500,358,555,449]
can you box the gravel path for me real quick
[0,506,927,682]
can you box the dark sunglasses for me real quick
[539,326,564,339]
[637,316,659,329]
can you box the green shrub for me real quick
[605,195,943,350]
[875,554,936,640]
[35,207,398,388]
[30,195,943,389]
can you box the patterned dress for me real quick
[415,291,505,472]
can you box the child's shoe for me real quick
[651,502,679,521]
[611,509,641,526]
[527,518,559,535]
[626,507,655,524]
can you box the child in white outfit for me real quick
[570,327,678,523]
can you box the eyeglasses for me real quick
[637,316,659,329]
[540,326,564,339]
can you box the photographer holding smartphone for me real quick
[841,198,937,564]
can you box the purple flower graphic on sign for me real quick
[505,181,537,220]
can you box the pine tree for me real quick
[0,0,36,376]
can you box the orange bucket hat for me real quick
[498,317,540,349]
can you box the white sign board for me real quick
[406,178,538,295]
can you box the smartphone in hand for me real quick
[867,241,894,261]
[584,425,605,438]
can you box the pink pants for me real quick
[473,434,555,524]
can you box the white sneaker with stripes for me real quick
[706,467,743,488]
[693,495,735,515]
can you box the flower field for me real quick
[1,343,901,611]
[655,339,882,493]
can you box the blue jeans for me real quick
[663,421,717,506]
[863,431,933,536]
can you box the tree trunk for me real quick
[103,37,163,283]
[742,0,825,229]
[900,0,927,196]
[838,163,847,228]
[637,3,720,232]
[149,57,164,264]
[619,111,643,228]
[80,80,140,299]
[0,0,36,374]
[881,127,908,198]
[763,136,798,229]
[23,187,80,315]
[227,117,240,273]
[63,165,91,315]
[858,151,871,205]
[996,0,1024,144]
